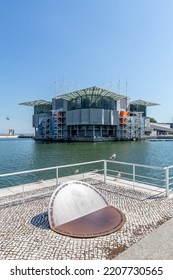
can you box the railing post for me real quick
[133,164,135,189]
[104,160,107,183]
[22,185,24,203]
[56,167,59,186]
[165,167,169,197]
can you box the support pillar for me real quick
[93,125,95,137]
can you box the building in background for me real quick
[20,86,158,141]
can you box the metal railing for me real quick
[166,165,173,195]
[0,159,172,205]
[105,160,169,197]
[0,160,104,204]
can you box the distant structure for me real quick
[8,129,15,136]
[145,122,173,138]
[20,86,159,141]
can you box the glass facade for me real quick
[130,104,147,117]
[67,95,115,110]
[34,104,52,114]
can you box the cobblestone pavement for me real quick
[0,179,173,260]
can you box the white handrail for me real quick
[0,159,104,178]
[0,159,172,200]
[107,160,164,170]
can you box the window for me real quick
[67,95,114,110]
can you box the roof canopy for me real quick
[19,99,51,106]
[55,86,127,101]
[130,99,159,107]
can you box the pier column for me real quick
[113,126,116,137]
[93,125,95,137]
[100,126,102,137]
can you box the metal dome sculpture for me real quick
[48,180,126,238]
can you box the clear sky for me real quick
[0,0,173,134]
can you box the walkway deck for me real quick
[0,174,173,260]
[115,217,173,259]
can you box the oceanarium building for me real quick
[20,86,157,141]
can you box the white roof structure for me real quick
[130,99,159,107]
[55,86,127,101]
[19,99,51,106]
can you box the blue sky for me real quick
[0,0,173,133]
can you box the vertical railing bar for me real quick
[56,167,59,186]
[104,160,107,184]
[133,164,135,190]
[165,167,169,197]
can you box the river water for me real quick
[0,138,173,188]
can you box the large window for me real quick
[34,104,52,114]
[67,95,115,110]
[130,104,146,117]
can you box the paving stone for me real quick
[0,179,173,260]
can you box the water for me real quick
[1,138,173,188]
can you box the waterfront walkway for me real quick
[115,217,173,259]
[0,174,173,260]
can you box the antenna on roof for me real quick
[125,79,128,96]
[62,77,65,94]
[110,80,113,90]
[77,81,80,90]
[54,81,57,96]
[117,79,120,93]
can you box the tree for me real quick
[150,117,157,123]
